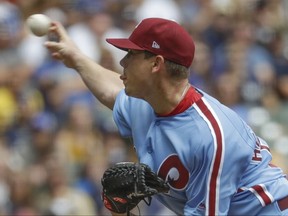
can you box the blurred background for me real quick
[0,0,287,215]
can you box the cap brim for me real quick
[106,38,144,51]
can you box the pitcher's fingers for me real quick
[49,21,69,42]
[51,53,63,61]
[44,40,63,52]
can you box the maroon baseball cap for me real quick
[106,18,195,68]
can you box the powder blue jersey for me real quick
[113,87,288,215]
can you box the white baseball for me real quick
[26,14,51,37]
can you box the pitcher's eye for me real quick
[126,49,143,59]
[126,50,133,58]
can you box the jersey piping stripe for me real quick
[250,184,274,206]
[239,184,274,206]
[194,98,225,216]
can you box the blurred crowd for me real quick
[0,0,288,215]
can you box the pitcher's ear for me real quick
[152,55,165,72]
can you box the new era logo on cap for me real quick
[106,18,195,67]
[152,41,160,49]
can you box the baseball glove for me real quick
[101,162,170,214]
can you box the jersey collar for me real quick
[157,86,203,117]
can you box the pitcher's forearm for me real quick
[75,54,124,109]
